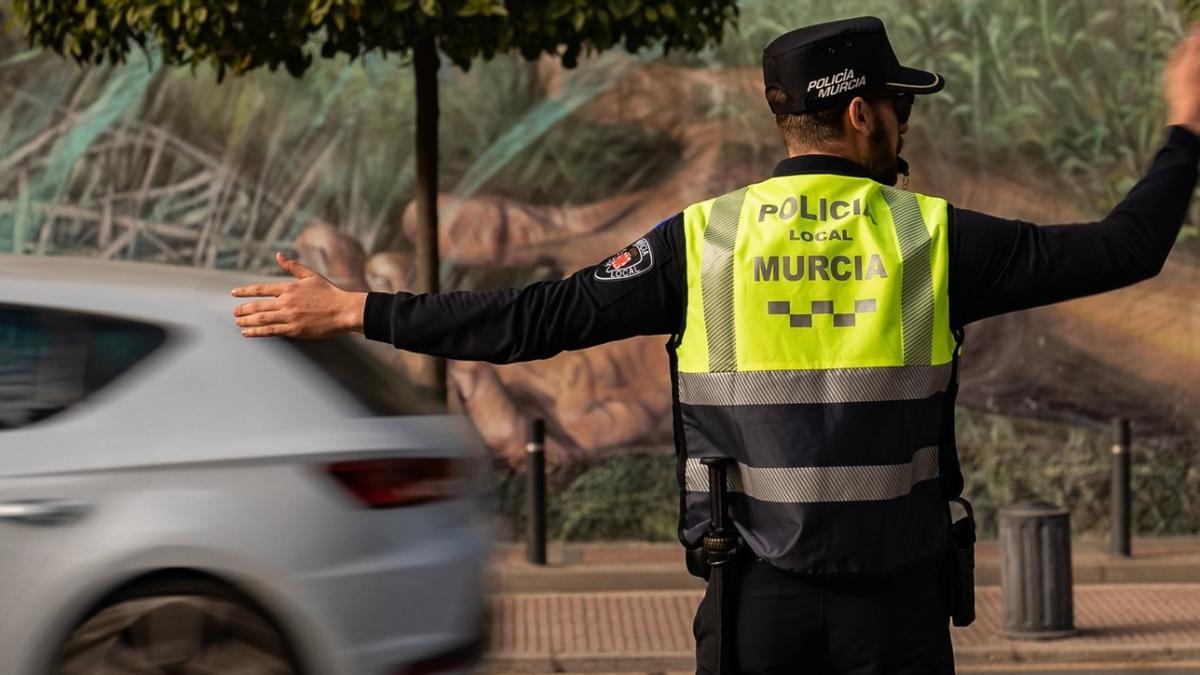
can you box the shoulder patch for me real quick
[594,238,654,282]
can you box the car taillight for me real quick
[325,458,467,508]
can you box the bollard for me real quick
[999,500,1077,639]
[526,418,547,565]
[1111,418,1132,558]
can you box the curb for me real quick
[485,645,1200,673]
[954,644,1200,664]
[486,652,691,674]
[491,559,1200,593]
[490,564,704,594]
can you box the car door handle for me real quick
[0,500,89,525]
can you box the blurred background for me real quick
[1,0,1198,542]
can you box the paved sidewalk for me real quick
[485,538,1200,673]
[491,538,1200,593]
[485,584,1200,673]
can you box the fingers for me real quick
[230,254,319,298]
[231,282,290,298]
[233,299,289,335]
[233,299,280,317]
[277,252,316,280]
[231,254,327,339]
[235,310,287,328]
[241,324,293,338]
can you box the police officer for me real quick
[233,16,1200,675]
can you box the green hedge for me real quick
[489,451,680,541]
[956,409,1199,537]
[488,408,1200,541]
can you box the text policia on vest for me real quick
[758,194,865,242]
[758,195,865,223]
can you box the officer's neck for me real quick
[789,150,862,164]
[786,148,874,176]
[787,136,870,167]
[779,142,900,187]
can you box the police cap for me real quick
[763,16,945,114]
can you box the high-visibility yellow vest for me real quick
[673,173,958,575]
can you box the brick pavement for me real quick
[490,591,696,657]
[485,584,1200,673]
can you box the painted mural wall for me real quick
[1,0,1198,533]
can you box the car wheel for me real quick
[53,577,300,675]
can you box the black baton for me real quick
[702,457,738,675]
[950,496,976,627]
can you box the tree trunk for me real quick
[413,36,447,402]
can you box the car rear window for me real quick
[0,304,168,430]
[283,334,446,416]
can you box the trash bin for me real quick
[998,500,1077,639]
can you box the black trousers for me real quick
[694,555,955,675]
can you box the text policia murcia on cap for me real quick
[807,68,867,98]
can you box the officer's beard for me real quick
[863,123,904,187]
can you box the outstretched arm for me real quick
[362,221,683,362]
[232,218,687,364]
[950,29,1200,327]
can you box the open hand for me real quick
[231,252,366,338]
[1165,24,1200,136]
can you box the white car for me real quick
[0,255,490,675]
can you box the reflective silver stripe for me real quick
[880,187,934,366]
[883,73,943,91]
[701,188,747,372]
[685,446,940,503]
[677,364,951,406]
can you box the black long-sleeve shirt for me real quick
[363,127,1200,361]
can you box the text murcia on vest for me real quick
[753,255,889,282]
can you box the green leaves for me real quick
[11,0,738,77]
[456,0,506,17]
[1182,0,1200,21]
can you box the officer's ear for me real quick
[846,96,873,137]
